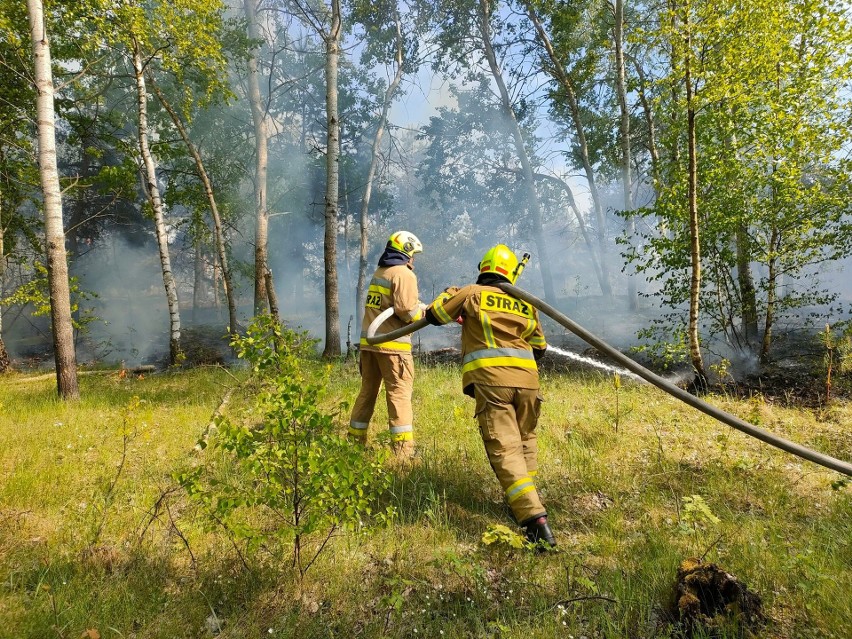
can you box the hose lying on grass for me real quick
[364,284,852,477]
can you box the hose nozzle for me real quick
[513,252,531,283]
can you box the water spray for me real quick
[547,345,644,382]
[363,281,852,477]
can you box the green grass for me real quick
[1,361,850,638]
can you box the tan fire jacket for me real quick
[359,264,423,353]
[429,284,547,393]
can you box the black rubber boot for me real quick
[524,516,556,550]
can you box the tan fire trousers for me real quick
[473,384,545,525]
[349,349,415,453]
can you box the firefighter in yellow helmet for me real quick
[425,245,556,548]
[349,231,425,458]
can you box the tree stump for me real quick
[675,558,765,637]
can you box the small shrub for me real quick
[179,315,396,579]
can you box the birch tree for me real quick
[244,0,272,315]
[129,39,182,364]
[627,0,852,369]
[149,79,240,338]
[26,0,79,398]
[80,0,230,364]
[476,0,554,301]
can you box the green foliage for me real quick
[179,315,396,576]
[481,523,529,550]
[679,495,721,530]
[1,262,99,332]
[677,494,722,553]
[622,0,852,358]
[632,323,689,370]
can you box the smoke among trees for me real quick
[2,0,851,388]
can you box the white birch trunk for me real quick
[244,0,270,315]
[683,16,706,387]
[27,0,79,397]
[321,0,342,357]
[132,40,182,365]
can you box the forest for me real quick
[1,1,851,638]
[1,0,850,391]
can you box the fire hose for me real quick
[364,284,852,477]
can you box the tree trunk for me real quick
[727,139,758,350]
[244,0,270,315]
[356,9,405,337]
[27,0,79,398]
[612,0,638,310]
[150,80,240,336]
[524,2,612,297]
[480,0,555,302]
[0,205,9,373]
[321,0,342,358]
[684,17,706,388]
[631,56,660,193]
[760,228,779,363]
[132,40,181,365]
[531,171,605,290]
[192,243,204,325]
[264,267,281,326]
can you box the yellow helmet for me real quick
[478,244,520,283]
[387,231,423,257]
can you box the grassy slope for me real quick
[0,362,849,639]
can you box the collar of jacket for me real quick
[378,248,413,268]
[476,272,511,286]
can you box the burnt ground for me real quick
[415,334,850,409]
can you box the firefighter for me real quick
[424,245,556,548]
[349,231,425,458]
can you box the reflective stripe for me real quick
[462,348,536,374]
[410,307,423,322]
[505,476,536,503]
[371,276,392,288]
[528,335,546,348]
[520,318,536,341]
[360,337,411,351]
[463,357,538,373]
[390,424,414,442]
[349,421,368,437]
[432,299,453,324]
[463,348,534,365]
[480,310,496,348]
[368,283,391,296]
